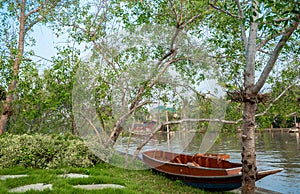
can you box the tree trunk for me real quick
[241,100,257,193]
[71,114,77,135]
[0,90,14,135]
[241,0,258,190]
[0,0,26,135]
[0,67,22,135]
[70,113,79,136]
[106,125,124,148]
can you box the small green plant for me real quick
[0,133,102,169]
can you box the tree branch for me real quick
[255,84,295,117]
[164,118,238,125]
[26,1,59,31]
[105,100,151,147]
[26,16,45,31]
[235,0,247,48]
[33,54,52,62]
[179,0,183,25]
[106,23,182,147]
[257,48,272,55]
[254,15,300,93]
[209,3,241,19]
[256,29,285,51]
[168,0,179,24]
[90,0,109,41]
[92,40,117,72]
[25,5,43,19]
[273,17,292,23]
[180,13,203,29]
[259,17,294,24]
[77,111,103,144]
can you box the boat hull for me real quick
[142,150,283,191]
[151,167,243,191]
[142,150,242,176]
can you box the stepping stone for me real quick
[73,184,125,190]
[58,173,89,178]
[8,183,52,193]
[0,175,28,180]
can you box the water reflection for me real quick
[189,131,300,193]
[254,132,300,193]
[117,131,299,193]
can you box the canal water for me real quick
[201,131,300,194]
[116,131,300,193]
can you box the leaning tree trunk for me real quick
[0,61,23,135]
[241,100,257,193]
[0,1,26,135]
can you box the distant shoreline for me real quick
[255,128,299,133]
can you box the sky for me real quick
[30,24,91,75]
[31,25,57,65]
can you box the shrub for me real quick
[0,133,102,169]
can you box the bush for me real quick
[0,133,102,169]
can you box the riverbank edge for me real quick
[0,163,230,194]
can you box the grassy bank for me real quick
[0,162,230,194]
[0,134,232,193]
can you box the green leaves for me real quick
[0,133,101,168]
[5,45,81,134]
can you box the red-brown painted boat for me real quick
[142,150,283,191]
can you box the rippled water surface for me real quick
[116,131,300,193]
[203,132,300,194]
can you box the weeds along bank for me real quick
[0,133,102,169]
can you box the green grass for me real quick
[0,162,230,194]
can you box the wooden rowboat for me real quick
[142,150,283,191]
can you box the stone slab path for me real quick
[8,183,52,193]
[1,173,125,192]
[58,173,89,178]
[73,184,125,190]
[0,175,28,180]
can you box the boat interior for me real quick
[147,150,242,169]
